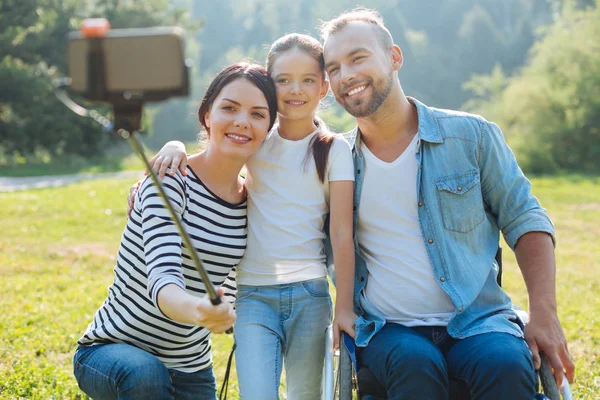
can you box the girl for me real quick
[146,34,356,400]
[73,63,277,400]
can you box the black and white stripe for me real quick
[78,167,247,372]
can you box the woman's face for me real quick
[270,48,328,122]
[204,78,271,160]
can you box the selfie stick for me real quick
[122,130,223,305]
[57,19,225,307]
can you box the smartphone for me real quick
[67,26,190,103]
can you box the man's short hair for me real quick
[320,7,394,50]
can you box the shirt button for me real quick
[457,186,463,191]
[357,169,361,174]
[458,334,463,339]
[418,202,423,207]
[458,307,463,312]
[440,276,445,282]
[428,239,434,244]
[360,277,365,282]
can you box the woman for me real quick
[73,62,277,400]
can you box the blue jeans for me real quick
[360,323,535,400]
[73,343,217,400]
[234,277,333,400]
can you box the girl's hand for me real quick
[147,141,188,179]
[333,309,358,349]
[195,288,236,334]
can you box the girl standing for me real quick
[146,34,356,400]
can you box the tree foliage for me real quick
[465,2,600,173]
[1,0,596,172]
[0,0,195,165]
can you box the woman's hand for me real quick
[147,141,188,179]
[194,288,236,334]
[158,285,236,334]
[332,308,357,349]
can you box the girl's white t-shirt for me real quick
[236,124,354,285]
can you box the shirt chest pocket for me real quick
[435,169,484,233]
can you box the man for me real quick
[321,7,575,399]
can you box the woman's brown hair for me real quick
[198,62,278,135]
[266,34,334,184]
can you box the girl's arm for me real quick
[329,179,356,349]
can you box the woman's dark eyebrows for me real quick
[221,98,267,110]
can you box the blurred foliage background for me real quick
[0,0,598,174]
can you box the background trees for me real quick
[1,0,598,174]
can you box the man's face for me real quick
[324,22,395,118]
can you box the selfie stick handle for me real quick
[121,129,222,306]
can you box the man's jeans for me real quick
[73,343,217,400]
[360,323,536,400]
[234,277,333,400]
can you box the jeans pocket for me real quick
[235,286,258,303]
[435,169,484,233]
[301,278,330,298]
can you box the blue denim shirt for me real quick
[326,98,555,347]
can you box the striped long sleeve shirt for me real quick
[77,167,247,372]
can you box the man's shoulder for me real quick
[430,106,489,127]
[427,106,494,143]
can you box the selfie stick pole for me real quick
[119,128,223,306]
[58,18,225,307]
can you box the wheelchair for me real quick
[323,249,573,400]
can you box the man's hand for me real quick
[525,307,575,388]
[333,309,357,349]
[194,288,236,334]
[514,231,575,388]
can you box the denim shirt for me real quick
[326,98,555,347]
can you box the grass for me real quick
[0,175,599,399]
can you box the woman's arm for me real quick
[329,179,356,349]
[157,285,235,334]
[127,140,189,215]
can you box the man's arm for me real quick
[514,231,575,387]
[478,120,575,386]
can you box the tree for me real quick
[464,2,600,173]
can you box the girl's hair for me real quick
[198,62,278,135]
[266,33,335,184]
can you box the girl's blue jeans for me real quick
[73,343,217,400]
[234,277,333,400]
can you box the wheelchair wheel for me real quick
[539,353,561,400]
[337,340,354,400]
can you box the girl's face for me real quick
[270,48,329,122]
[204,78,271,160]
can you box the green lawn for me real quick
[0,176,598,399]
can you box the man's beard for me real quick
[339,71,394,118]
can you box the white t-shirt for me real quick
[359,135,455,326]
[236,123,354,285]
